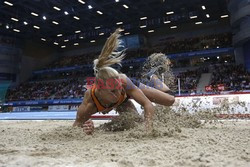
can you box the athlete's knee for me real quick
[168,96,175,106]
[165,90,175,106]
[163,96,175,106]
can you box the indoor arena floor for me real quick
[0,117,249,167]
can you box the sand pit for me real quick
[0,118,249,167]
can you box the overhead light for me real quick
[79,36,84,39]
[123,4,129,9]
[78,0,85,4]
[221,15,229,18]
[124,32,130,35]
[170,26,177,29]
[31,12,39,17]
[148,30,154,33]
[13,29,20,33]
[115,0,119,2]
[11,17,18,22]
[4,1,13,6]
[202,6,206,10]
[217,56,220,59]
[64,11,69,15]
[164,21,171,24]
[64,39,69,42]
[41,38,46,41]
[54,42,59,45]
[99,33,104,36]
[166,11,174,15]
[53,6,61,11]
[88,5,93,9]
[140,25,146,28]
[90,40,96,43]
[73,16,80,20]
[116,22,123,25]
[97,11,103,15]
[6,25,9,29]
[206,14,210,18]
[33,25,40,29]
[140,17,147,20]
[190,16,197,19]
[74,43,79,46]
[23,21,28,25]
[61,46,66,48]
[42,16,47,20]
[95,26,101,29]
[52,21,59,25]
[75,30,81,33]
[57,34,63,37]
[195,21,203,25]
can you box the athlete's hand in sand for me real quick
[143,104,155,134]
[83,120,94,135]
[73,120,94,135]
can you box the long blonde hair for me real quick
[93,28,125,81]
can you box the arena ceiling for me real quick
[0,0,229,47]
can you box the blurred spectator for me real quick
[210,64,250,91]
[173,68,203,94]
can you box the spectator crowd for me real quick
[152,33,232,55]
[210,64,250,91]
[41,33,232,70]
[6,32,248,101]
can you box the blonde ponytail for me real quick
[93,28,125,81]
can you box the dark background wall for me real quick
[19,39,58,82]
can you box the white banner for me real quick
[69,105,79,111]
[172,94,250,114]
[92,94,250,117]
[10,94,250,118]
[13,106,30,112]
[48,105,69,111]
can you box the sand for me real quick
[2,49,249,167]
[0,118,249,167]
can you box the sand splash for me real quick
[36,104,218,143]
[98,104,220,139]
[141,53,175,88]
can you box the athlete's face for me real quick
[105,88,122,103]
[99,78,123,103]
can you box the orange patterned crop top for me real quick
[90,84,128,113]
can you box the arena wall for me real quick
[19,40,58,82]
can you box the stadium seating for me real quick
[210,64,250,91]
[5,33,237,101]
[152,33,232,54]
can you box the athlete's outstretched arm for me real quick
[123,76,155,132]
[73,90,97,134]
